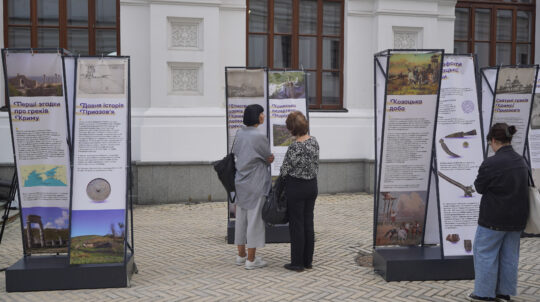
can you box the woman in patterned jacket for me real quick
[280,111,320,272]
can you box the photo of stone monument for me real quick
[21,207,69,253]
[6,53,63,97]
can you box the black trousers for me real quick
[286,176,318,267]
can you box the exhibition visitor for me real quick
[232,104,274,270]
[280,111,320,272]
[469,123,529,302]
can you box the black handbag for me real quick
[213,151,237,203]
[262,176,288,225]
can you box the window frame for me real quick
[246,0,345,110]
[455,0,535,66]
[3,0,121,55]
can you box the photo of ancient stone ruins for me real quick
[496,67,536,94]
[6,53,63,97]
[21,207,69,254]
[227,69,265,98]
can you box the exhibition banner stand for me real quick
[373,50,476,281]
[527,75,540,191]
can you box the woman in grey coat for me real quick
[232,104,274,270]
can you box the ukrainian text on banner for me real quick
[528,75,540,186]
[268,71,308,176]
[70,57,129,265]
[435,55,484,256]
[375,51,443,246]
[488,66,537,157]
[226,68,268,152]
[3,52,71,254]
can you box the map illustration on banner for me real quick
[3,51,71,254]
[375,51,442,246]
[70,57,129,265]
[268,71,308,176]
[435,55,484,257]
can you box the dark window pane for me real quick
[274,35,292,68]
[323,2,341,35]
[475,9,490,41]
[306,71,317,105]
[516,44,530,65]
[8,27,31,48]
[496,10,512,41]
[454,42,468,54]
[299,37,317,69]
[274,0,292,34]
[249,0,268,33]
[68,0,88,26]
[248,34,267,67]
[8,0,30,25]
[96,29,117,55]
[96,0,116,27]
[37,0,59,25]
[37,28,59,48]
[496,43,511,65]
[323,38,340,69]
[322,72,339,104]
[454,8,469,40]
[299,0,317,35]
[68,28,89,55]
[517,11,531,42]
[474,42,490,68]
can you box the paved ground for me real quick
[1,193,539,301]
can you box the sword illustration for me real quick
[439,139,461,158]
[437,171,475,197]
[445,129,477,138]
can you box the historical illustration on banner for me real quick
[77,59,126,98]
[4,52,71,254]
[386,53,442,95]
[496,68,535,95]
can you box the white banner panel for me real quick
[268,71,308,176]
[435,55,484,256]
[70,57,129,265]
[528,75,540,185]
[481,68,497,143]
[63,56,76,133]
[4,52,71,254]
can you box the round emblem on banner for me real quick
[86,178,111,202]
[462,100,474,114]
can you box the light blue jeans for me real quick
[473,225,521,298]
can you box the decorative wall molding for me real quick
[168,17,203,50]
[168,62,204,95]
[393,27,423,49]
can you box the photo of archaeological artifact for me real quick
[227,69,265,98]
[437,171,475,197]
[496,67,536,94]
[446,233,460,243]
[70,209,125,264]
[464,239,472,252]
[269,72,306,99]
[21,207,69,253]
[273,124,295,146]
[386,53,442,95]
[86,178,112,202]
[78,60,126,96]
[439,138,461,158]
[375,191,426,246]
[6,53,63,97]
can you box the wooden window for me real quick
[3,0,120,55]
[455,0,535,68]
[247,0,345,110]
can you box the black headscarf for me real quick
[243,104,264,126]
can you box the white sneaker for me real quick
[245,257,267,270]
[235,255,246,266]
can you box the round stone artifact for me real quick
[86,178,111,202]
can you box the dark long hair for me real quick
[486,123,517,144]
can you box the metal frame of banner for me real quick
[1,47,71,257]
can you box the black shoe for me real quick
[468,293,495,301]
[304,264,313,269]
[495,294,511,302]
[284,263,304,272]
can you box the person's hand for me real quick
[267,154,275,164]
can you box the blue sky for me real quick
[70,209,125,237]
[22,207,69,230]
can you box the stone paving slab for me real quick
[0,193,539,301]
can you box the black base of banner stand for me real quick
[227,221,290,244]
[373,246,474,282]
[5,253,137,292]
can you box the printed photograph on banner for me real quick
[387,53,442,95]
[375,191,426,246]
[6,53,63,97]
[496,68,535,94]
[268,71,305,99]
[19,165,67,187]
[273,124,294,146]
[77,59,127,98]
[227,69,265,98]
[70,209,126,264]
[531,95,540,129]
[21,207,69,253]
